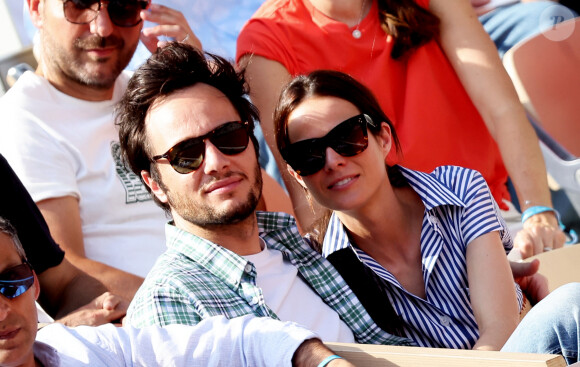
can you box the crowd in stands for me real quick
[1,0,579,366]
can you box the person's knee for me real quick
[547,282,580,306]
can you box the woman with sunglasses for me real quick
[273,70,580,361]
[237,0,565,258]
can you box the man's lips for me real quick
[0,328,20,340]
[204,176,243,194]
[328,174,358,190]
[85,47,117,57]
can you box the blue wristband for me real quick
[521,206,560,224]
[317,355,342,367]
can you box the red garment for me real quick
[237,0,510,207]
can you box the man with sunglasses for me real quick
[0,0,202,305]
[117,43,410,351]
[0,153,127,326]
[0,217,356,367]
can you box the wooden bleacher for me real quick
[326,342,566,367]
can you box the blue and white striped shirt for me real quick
[321,165,523,349]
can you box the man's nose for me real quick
[0,297,11,321]
[202,141,231,174]
[89,5,115,37]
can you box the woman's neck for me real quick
[308,0,372,27]
[337,183,424,257]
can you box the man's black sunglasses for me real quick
[152,121,251,174]
[63,0,150,27]
[0,262,34,300]
[281,114,376,176]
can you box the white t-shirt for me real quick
[0,71,167,277]
[244,240,355,343]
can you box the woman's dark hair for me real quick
[116,42,260,212]
[378,0,440,59]
[274,70,408,336]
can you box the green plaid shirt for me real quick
[126,211,412,345]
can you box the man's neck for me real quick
[36,67,115,102]
[175,214,263,256]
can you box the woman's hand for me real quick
[140,4,202,52]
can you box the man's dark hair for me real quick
[116,42,260,211]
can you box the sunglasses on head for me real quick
[281,114,376,176]
[63,0,150,27]
[152,121,251,174]
[0,262,34,300]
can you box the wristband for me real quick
[521,206,561,225]
[317,355,343,367]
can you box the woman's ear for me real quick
[286,164,308,190]
[377,122,392,155]
[378,122,399,166]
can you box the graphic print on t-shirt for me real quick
[111,142,153,204]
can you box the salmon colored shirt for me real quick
[237,0,510,207]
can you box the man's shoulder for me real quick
[144,249,208,280]
[0,71,47,109]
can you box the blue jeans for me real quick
[502,283,580,365]
[479,2,578,58]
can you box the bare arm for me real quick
[430,0,565,256]
[37,196,143,301]
[241,55,322,232]
[36,256,105,317]
[293,339,354,367]
[467,232,520,350]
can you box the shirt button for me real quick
[248,296,259,305]
[440,316,451,326]
[244,263,252,273]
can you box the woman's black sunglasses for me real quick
[0,262,34,299]
[63,0,150,28]
[152,121,251,174]
[281,114,376,176]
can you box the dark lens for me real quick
[0,263,34,299]
[108,0,146,27]
[64,0,99,24]
[283,139,326,176]
[168,139,205,174]
[211,123,250,155]
[327,116,368,157]
[0,282,32,299]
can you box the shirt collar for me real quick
[34,341,60,367]
[164,211,303,288]
[165,222,249,289]
[398,166,466,210]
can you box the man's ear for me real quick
[27,0,44,28]
[141,170,168,204]
[286,164,308,190]
[33,272,40,301]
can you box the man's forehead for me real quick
[146,83,240,139]
[0,233,21,272]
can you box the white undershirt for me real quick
[244,240,355,343]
